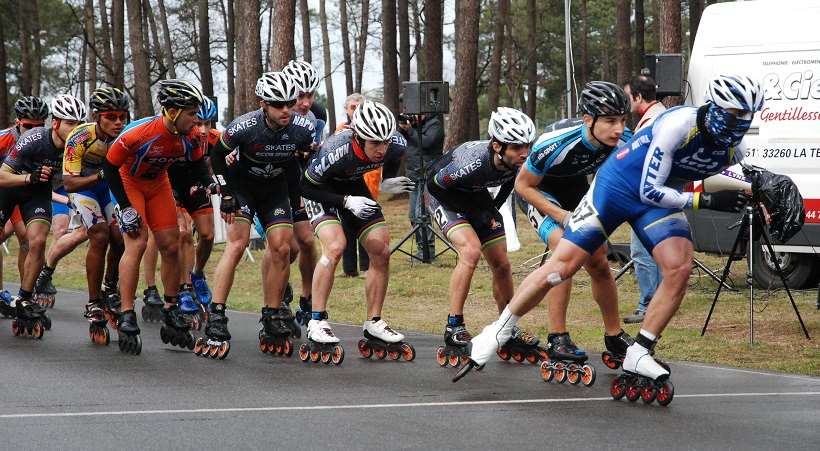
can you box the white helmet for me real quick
[283,60,320,94]
[352,101,396,141]
[255,71,298,102]
[488,107,536,144]
[51,94,87,121]
[706,74,764,112]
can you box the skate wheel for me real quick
[321,351,331,364]
[581,364,596,387]
[274,343,283,354]
[610,375,627,400]
[11,321,20,336]
[448,354,460,367]
[194,338,205,355]
[309,350,320,362]
[283,339,293,357]
[101,327,110,346]
[641,384,657,404]
[435,346,447,367]
[186,334,195,351]
[554,362,567,383]
[160,327,170,344]
[331,344,344,365]
[401,343,415,362]
[540,361,554,382]
[601,352,620,370]
[526,352,538,364]
[33,321,44,339]
[298,343,309,362]
[387,349,400,361]
[496,348,511,361]
[567,363,581,385]
[208,342,220,358]
[374,347,386,360]
[512,351,524,363]
[217,341,230,359]
[656,381,674,406]
[358,339,372,359]
[192,317,201,331]
[626,383,641,402]
[133,335,142,355]
[258,339,267,354]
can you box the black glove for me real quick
[116,206,142,233]
[220,194,238,215]
[696,191,750,213]
[29,165,53,184]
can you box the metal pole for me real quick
[747,206,754,345]
[565,0,572,119]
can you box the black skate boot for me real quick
[34,267,57,309]
[540,332,596,386]
[194,302,231,359]
[141,286,163,322]
[85,299,110,345]
[436,322,473,368]
[11,297,47,339]
[116,309,142,355]
[281,284,301,339]
[259,306,293,357]
[294,294,312,329]
[160,303,195,350]
[497,326,549,364]
[102,284,121,330]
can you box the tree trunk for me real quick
[30,0,43,97]
[271,0,295,70]
[601,39,611,81]
[299,0,311,62]
[220,0,235,121]
[339,0,353,95]
[17,0,32,96]
[264,0,272,70]
[651,0,660,53]
[382,0,399,112]
[319,0,336,131]
[422,0,443,80]
[143,0,163,75]
[526,0,537,120]
[112,0,125,87]
[98,0,114,84]
[659,0,681,106]
[197,0,214,95]
[354,0,370,92]
[578,0,588,88]
[85,0,98,93]
[634,0,645,71]
[444,0,479,150]
[236,0,262,112]
[0,27,9,128]
[487,0,507,112]
[615,0,631,84]
[411,0,422,80]
[157,0,175,78]
[80,30,87,100]
[398,0,410,82]
[126,0,152,116]
[689,0,704,50]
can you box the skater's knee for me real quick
[458,247,481,269]
[26,235,47,253]
[323,240,346,262]
[585,253,611,280]
[366,241,390,264]
[179,231,194,246]
[198,228,214,242]
[489,259,511,277]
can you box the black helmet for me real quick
[157,79,204,109]
[14,96,49,120]
[578,81,630,117]
[89,87,130,113]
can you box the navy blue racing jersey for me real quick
[429,140,516,193]
[3,126,64,189]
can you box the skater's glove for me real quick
[380,176,415,194]
[343,195,379,219]
[28,165,53,184]
[116,206,142,234]
[220,194,238,223]
[694,191,750,213]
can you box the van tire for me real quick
[751,244,819,289]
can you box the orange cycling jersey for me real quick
[0,127,20,160]
[107,116,203,179]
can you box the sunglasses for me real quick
[100,112,129,122]
[19,121,44,130]
[266,99,297,109]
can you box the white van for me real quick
[686,0,820,288]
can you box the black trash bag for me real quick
[745,166,805,243]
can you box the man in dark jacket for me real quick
[400,113,444,262]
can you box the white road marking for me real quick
[675,362,820,382]
[1,392,819,419]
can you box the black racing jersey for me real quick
[3,126,63,189]
[301,129,407,207]
[218,109,314,179]
[428,140,515,193]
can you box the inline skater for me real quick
[0,94,86,337]
[103,79,208,355]
[299,100,415,365]
[425,107,541,368]
[209,71,313,359]
[516,81,634,383]
[457,75,762,407]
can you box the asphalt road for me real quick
[0,285,818,451]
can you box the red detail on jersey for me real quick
[616,147,629,160]
[107,116,202,178]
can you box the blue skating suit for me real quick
[562,105,745,254]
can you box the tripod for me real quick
[390,123,455,263]
[701,203,810,343]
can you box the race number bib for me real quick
[566,195,599,232]
[304,199,325,222]
[526,204,546,231]
[432,206,448,230]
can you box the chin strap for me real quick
[161,107,183,135]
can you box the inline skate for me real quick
[190,271,212,306]
[358,319,415,362]
[601,330,670,373]
[85,300,110,345]
[436,323,472,367]
[497,326,548,364]
[539,332,596,387]
[294,292,312,330]
[159,303,195,350]
[194,302,231,359]
[610,333,674,406]
[116,309,142,355]
[0,290,14,318]
[178,286,203,331]
[258,306,293,357]
[280,283,301,339]
[11,297,47,339]
[34,267,57,308]
[299,313,344,365]
[141,286,164,322]
[102,284,121,330]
